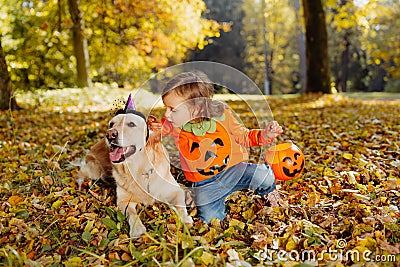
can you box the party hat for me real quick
[124,93,136,111]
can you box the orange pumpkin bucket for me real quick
[264,142,305,181]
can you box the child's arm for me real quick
[226,110,283,147]
[147,115,162,131]
[262,121,283,140]
[147,116,174,136]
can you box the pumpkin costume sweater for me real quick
[162,109,274,182]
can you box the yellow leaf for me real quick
[229,218,246,230]
[52,200,63,210]
[243,207,255,221]
[374,169,382,179]
[357,236,377,250]
[286,237,298,250]
[8,196,24,206]
[360,130,368,138]
[354,193,370,201]
[84,220,95,232]
[203,227,217,243]
[343,153,353,160]
[62,257,82,267]
[347,171,358,185]
[210,218,224,233]
[289,124,299,131]
[224,226,235,236]
[199,251,214,265]
[66,216,80,227]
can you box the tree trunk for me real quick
[338,32,350,92]
[294,0,307,93]
[261,0,271,94]
[68,0,91,88]
[0,38,17,110]
[337,0,351,93]
[302,0,332,93]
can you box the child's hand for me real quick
[147,115,162,131]
[262,121,283,140]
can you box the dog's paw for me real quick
[183,215,194,225]
[129,222,147,239]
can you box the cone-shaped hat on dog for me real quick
[125,93,136,112]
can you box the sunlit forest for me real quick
[1,0,399,97]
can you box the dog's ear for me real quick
[146,129,162,151]
[146,115,163,151]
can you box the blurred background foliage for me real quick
[1,0,399,94]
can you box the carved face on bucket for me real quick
[265,143,305,181]
[281,151,305,179]
[187,137,230,177]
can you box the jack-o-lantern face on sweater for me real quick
[187,137,230,176]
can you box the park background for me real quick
[1,0,399,266]
[0,0,399,106]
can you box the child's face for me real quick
[162,92,194,127]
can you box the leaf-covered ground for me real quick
[0,92,399,266]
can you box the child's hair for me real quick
[162,71,227,120]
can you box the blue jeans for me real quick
[192,162,276,223]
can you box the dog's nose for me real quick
[106,129,118,141]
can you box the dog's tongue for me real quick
[110,147,125,162]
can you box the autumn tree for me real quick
[2,0,76,90]
[242,0,301,94]
[84,0,224,86]
[68,0,91,87]
[191,0,246,74]
[325,0,367,92]
[302,0,333,93]
[294,0,306,92]
[2,0,222,89]
[336,0,352,92]
[0,38,17,110]
[361,0,400,91]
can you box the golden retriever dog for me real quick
[78,109,193,238]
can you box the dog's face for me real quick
[106,113,147,163]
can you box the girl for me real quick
[149,71,285,223]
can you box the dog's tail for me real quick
[71,154,113,190]
[69,157,86,190]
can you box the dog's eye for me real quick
[128,122,136,127]
[109,122,114,128]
